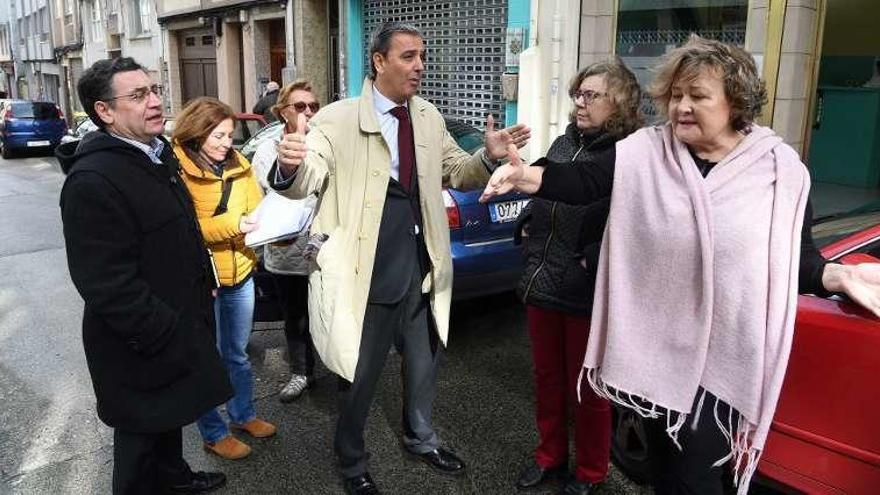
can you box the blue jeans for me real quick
[197,277,256,443]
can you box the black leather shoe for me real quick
[407,447,466,475]
[167,471,226,493]
[516,460,568,489]
[343,472,380,495]
[560,479,594,495]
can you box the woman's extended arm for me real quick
[480,144,615,205]
[801,200,880,318]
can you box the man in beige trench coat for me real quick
[271,21,530,495]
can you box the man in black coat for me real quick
[58,57,233,495]
[252,81,280,122]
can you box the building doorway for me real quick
[805,0,880,197]
[179,29,218,101]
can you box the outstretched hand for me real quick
[484,114,530,160]
[277,112,308,176]
[824,262,880,318]
[480,143,525,203]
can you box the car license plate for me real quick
[489,198,530,223]
[27,140,50,147]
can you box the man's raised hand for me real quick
[483,114,531,161]
[277,112,308,176]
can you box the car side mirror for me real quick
[839,253,880,265]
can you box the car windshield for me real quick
[11,102,58,120]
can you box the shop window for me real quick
[616,0,748,119]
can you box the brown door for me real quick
[269,19,286,84]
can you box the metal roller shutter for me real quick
[362,0,508,129]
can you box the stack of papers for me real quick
[244,191,316,247]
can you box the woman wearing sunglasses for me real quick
[250,79,321,403]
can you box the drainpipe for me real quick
[281,0,297,84]
[548,1,563,140]
[337,0,347,98]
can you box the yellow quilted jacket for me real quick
[174,145,263,286]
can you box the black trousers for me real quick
[112,427,191,495]
[643,391,734,495]
[274,273,315,375]
[333,268,442,478]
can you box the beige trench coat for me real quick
[275,78,491,382]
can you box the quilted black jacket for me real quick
[515,124,619,315]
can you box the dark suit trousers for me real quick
[334,267,442,478]
[112,427,191,495]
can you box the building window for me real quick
[39,7,49,42]
[18,19,24,42]
[615,0,748,119]
[91,0,102,42]
[130,0,151,36]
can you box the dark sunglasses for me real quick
[285,102,320,113]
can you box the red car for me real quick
[611,206,880,494]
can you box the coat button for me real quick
[372,169,380,177]
[365,201,372,209]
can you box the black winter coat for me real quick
[58,131,233,433]
[516,124,619,315]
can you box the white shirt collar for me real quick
[372,84,407,115]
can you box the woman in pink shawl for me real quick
[480,35,880,495]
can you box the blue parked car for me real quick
[0,100,68,159]
[240,117,525,303]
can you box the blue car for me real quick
[441,119,527,300]
[241,118,525,304]
[0,100,68,159]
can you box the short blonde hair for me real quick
[649,35,767,132]
[271,79,315,120]
[568,58,643,138]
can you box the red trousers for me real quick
[527,305,611,483]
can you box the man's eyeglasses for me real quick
[105,84,163,104]
[570,89,607,104]
[284,101,320,113]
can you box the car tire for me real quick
[1,142,12,159]
[610,405,654,485]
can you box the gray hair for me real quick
[368,21,423,79]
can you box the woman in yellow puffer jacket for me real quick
[172,97,275,461]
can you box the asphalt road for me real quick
[0,150,656,494]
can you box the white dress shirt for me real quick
[372,85,407,182]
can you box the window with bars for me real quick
[130,0,151,35]
[91,0,102,42]
[39,7,49,42]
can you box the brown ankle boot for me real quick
[203,435,251,460]
[230,418,277,438]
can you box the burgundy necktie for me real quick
[389,106,415,192]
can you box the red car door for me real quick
[760,226,880,494]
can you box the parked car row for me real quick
[0,100,68,158]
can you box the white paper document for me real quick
[244,191,316,247]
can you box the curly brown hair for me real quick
[172,96,238,168]
[568,58,643,138]
[649,34,767,133]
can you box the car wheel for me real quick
[610,405,654,485]
[1,143,12,159]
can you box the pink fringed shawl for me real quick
[581,124,809,493]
